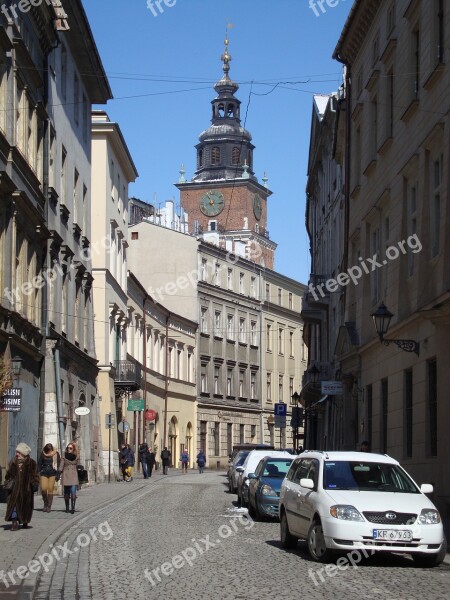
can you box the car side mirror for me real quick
[420,483,433,494]
[235,466,244,473]
[247,473,257,480]
[300,478,314,489]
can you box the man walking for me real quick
[146,448,156,477]
[139,442,150,479]
[161,447,171,475]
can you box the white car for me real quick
[279,451,447,567]
[236,449,293,506]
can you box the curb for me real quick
[14,479,154,599]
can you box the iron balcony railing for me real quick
[114,360,142,389]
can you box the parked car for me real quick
[247,456,294,520]
[236,449,293,506]
[228,450,250,494]
[227,444,275,470]
[279,450,447,566]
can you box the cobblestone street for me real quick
[2,472,448,600]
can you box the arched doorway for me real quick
[168,416,178,467]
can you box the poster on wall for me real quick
[0,388,22,412]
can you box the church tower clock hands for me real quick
[176,35,277,269]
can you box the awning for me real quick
[310,395,329,408]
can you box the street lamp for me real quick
[371,302,419,356]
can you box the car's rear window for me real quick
[262,459,292,477]
[323,461,420,493]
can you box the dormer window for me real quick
[211,146,221,165]
[231,147,240,165]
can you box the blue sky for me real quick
[84,0,351,283]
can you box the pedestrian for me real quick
[146,448,156,478]
[196,449,206,474]
[180,449,189,473]
[37,443,60,512]
[126,444,135,481]
[59,442,80,514]
[360,440,370,452]
[118,443,132,481]
[4,443,39,531]
[138,442,149,479]
[161,447,171,475]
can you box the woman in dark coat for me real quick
[5,443,39,531]
[59,442,80,514]
[37,443,60,512]
[146,449,156,478]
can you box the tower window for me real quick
[231,147,240,165]
[211,147,221,165]
[227,104,234,117]
[218,104,225,118]
[198,149,203,168]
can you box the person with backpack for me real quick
[196,449,206,474]
[180,449,189,473]
[161,447,171,475]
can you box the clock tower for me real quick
[176,37,277,269]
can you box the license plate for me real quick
[373,529,413,542]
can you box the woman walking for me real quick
[4,443,39,531]
[196,449,206,474]
[37,443,60,512]
[59,442,79,514]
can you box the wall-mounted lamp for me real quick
[307,364,320,383]
[371,302,419,356]
[11,356,23,379]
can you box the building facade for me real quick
[302,0,450,517]
[91,110,139,480]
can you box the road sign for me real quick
[127,398,145,412]
[145,409,157,421]
[274,402,287,416]
[0,388,22,412]
[105,413,116,429]
[274,415,286,429]
[118,420,130,433]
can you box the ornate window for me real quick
[231,147,240,165]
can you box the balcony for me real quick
[113,360,142,391]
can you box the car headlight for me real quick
[330,505,364,521]
[417,509,441,524]
[260,484,276,496]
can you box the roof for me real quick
[297,451,399,465]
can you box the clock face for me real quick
[253,194,262,221]
[200,190,225,217]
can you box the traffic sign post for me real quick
[274,403,287,448]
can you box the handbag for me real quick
[4,478,15,492]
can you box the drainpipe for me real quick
[54,345,66,454]
[38,34,60,454]
[163,312,171,452]
[334,58,352,312]
[142,293,149,446]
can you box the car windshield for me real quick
[323,461,420,493]
[262,459,292,478]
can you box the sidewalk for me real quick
[0,470,170,599]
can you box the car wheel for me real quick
[228,479,233,494]
[280,512,297,549]
[248,498,256,518]
[307,519,333,562]
[413,536,447,568]
[254,498,264,521]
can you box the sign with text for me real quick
[0,388,22,412]
[127,398,145,412]
[321,381,343,395]
[274,403,287,416]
